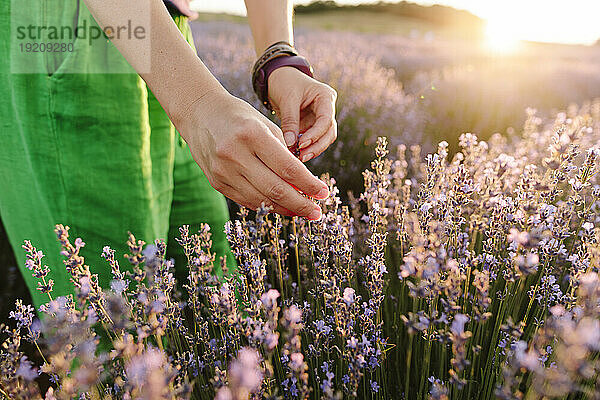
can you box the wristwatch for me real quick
[252,53,314,111]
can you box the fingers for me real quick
[264,119,288,148]
[254,132,330,201]
[243,159,323,220]
[297,90,336,151]
[278,95,301,148]
[205,116,327,220]
[216,178,296,217]
[299,108,316,134]
[299,120,337,162]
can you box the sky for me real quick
[190,0,600,45]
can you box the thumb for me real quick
[278,98,301,148]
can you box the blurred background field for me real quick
[192,1,600,195]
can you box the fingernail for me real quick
[298,139,312,150]
[307,207,322,221]
[284,131,296,147]
[302,153,314,163]
[315,187,329,200]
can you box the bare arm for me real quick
[244,0,338,162]
[244,0,294,55]
[82,0,329,220]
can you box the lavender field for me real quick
[2,13,600,400]
[3,100,600,398]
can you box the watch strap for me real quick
[251,42,298,80]
[253,55,314,110]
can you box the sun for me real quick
[484,18,521,54]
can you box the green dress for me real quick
[0,0,235,308]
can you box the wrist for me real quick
[267,66,308,96]
[170,85,230,135]
[145,51,228,126]
[252,46,313,110]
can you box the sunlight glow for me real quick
[484,18,521,54]
[462,0,599,46]
[192,0,600,46]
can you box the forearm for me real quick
[244,0,294,55]
[82,0,225,127]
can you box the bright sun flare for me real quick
[484,18,521,54]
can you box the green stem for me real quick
[292,218,303,300]
[404,334,413,400]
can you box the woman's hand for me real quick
[268,67,338,163]
[173,88,329,220]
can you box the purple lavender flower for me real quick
[16,356,38,381]
[450,314,469,335]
